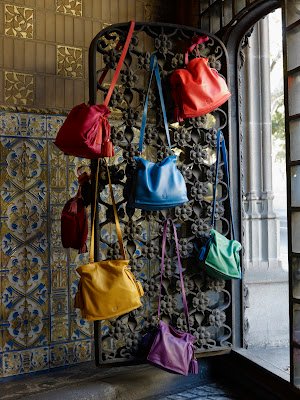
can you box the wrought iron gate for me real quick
[88,22,233,365]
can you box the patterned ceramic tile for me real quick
[3,297,48,349]
[0,140,47,199]
[49,217,63,251]
[4,71,34,106]
[51,314,69,342]
[50,340,91,368]
[56,46,83,78]
[3,347,49,377]
[49,343,68,367]
[5,247,46,296]
[70,311,93,341]
[0,112,22,136]
[4,4,34,39]
[46,115,66,139]
[21,115,47,138]
[6,141,45,188]
[56,0,82,16]
[50,248,68,290]
[1,111,93,377]
[51,289,68,316]
[5,193,45,240]
[48,141,68,190]
[70,340,92,364]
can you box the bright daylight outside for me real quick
[242,8,289,377]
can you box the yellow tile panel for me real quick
[5,4,34,39]
[56,45,83,78]
[56,0,82,17]
[4,71,34,105]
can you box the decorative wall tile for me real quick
[5,4,34,39]
[4,71,34,105]
[5,298,47,348]
[46,115,66,139]
[49,343,68,367]
[50,248,68,289]
[51,290,68,315]
[6,247,45,294]
[71,340,92,364]
[22,115,47,137]
[50,340,92,368]
[3,347,49,377]
[49,210,63,248]
[56,0,82,17]
[51,315,69,342]
[0,112,21,136]
[49,142,68,189]
[56,45,83,78]
[70,312,93,340]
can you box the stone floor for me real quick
[0,361,248,400]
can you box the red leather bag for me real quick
[170,36,231,121]
[61,171,90,253]
[54,21,135,159]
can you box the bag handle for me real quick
[89,159,127,263]
[185,35,209,65]
[98,21,135,107]
[138,54,171,153]
[158,219,191,332]
[211,130,235,239]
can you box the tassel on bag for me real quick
[189,358,199,374]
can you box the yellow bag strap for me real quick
[89,159,126,263]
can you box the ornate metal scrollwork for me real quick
[89,23,232,364]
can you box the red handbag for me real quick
[54,21,135,159]
[61,170,90,253]
[170,36,231,121]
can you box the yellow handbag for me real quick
[74,159,144,321]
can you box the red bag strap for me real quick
[97,42,123,87]
[185,35,209,65]
[102,21,135,107]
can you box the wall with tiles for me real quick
[0,0,163,378]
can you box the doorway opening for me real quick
[240,8,289,378]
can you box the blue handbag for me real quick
[132,55,188,210]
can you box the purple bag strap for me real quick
[158,219,191,332]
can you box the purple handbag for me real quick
[147,219,198,376]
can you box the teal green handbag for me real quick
[198,130,242,280]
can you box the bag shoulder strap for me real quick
[211,130,235,239]
[158,219,191,332]
[89,159,126,263]
[185,35,209,65]
[98,21,135,107]
[138,54,171,153]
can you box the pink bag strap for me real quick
[158,219,191,333]
[102,21,135,107]
[185,35,209,65]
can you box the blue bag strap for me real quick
[211,130,235,239]
[138,55,171,153]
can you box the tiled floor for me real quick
[158,383,239,399]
